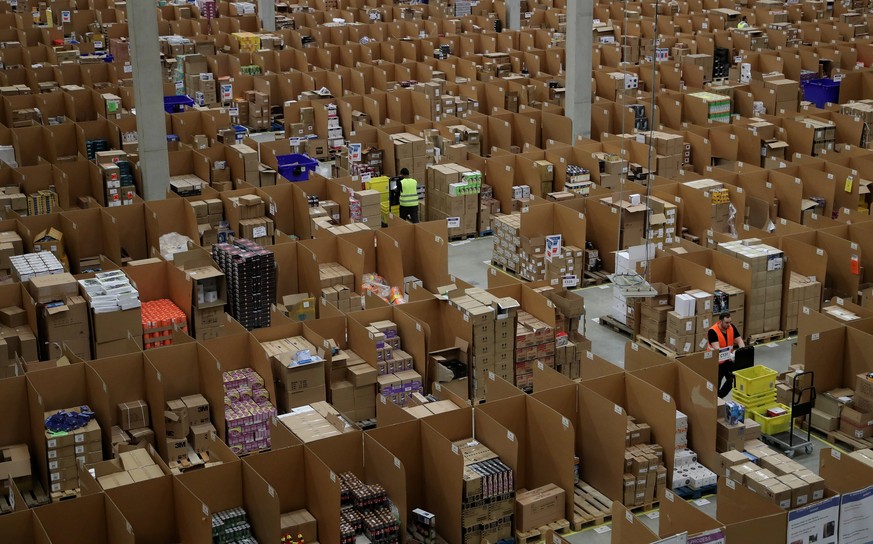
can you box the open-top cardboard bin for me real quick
[105,474,202,543]
[33,492,134,544]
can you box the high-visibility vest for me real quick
[737,21,749,28]
[707,324,735,364]
[399,177,418,207]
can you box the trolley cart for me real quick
[760,371,816,458]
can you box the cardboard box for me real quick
[181,394,210,426]
[515,484,565,531]
[117,400,150,431]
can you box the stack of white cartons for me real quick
[672,410,718,490]
[610,244,655,326]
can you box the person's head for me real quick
[718,312,732,331]
[741,16,747,22]
[400,168,410,177]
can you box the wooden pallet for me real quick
[583,270,610,286]
[748,330,784,345]
[598,315,635,338]
[627,501,658,513]
[572,481,613,530]
[50,489,79,503]
[489,261,518,275]
[783,329,798,338]
[827,430,873,451]
[515,519,571,544]
[19,481,50,508]
[636,336,679,359]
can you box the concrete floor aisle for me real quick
[447,237,835,544]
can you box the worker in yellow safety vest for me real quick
[398,168,420,223]
[737,16,749,29]
[707,312,746,398]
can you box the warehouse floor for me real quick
[447,237,834,542]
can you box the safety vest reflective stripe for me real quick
[399,178,418,206]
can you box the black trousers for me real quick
[718,360,734,398]
[400,205,419,223]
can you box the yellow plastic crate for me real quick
[750,403,792,435]
[732,389,777,410]
[733,366,777,396]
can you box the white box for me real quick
[675,294,696,317]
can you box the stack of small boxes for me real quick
[515,311,554,392]
[44,407,103,496]
[212,239,275,331]
[718,239,784,335]
[229,195,274,246]
[27,189,58,216]
[243,90,270,130]
[141,299,188,349]
[367,320,420,406]
[426,164,480,237]
[491,214,522,273]
[232,31,261,52]
[672,411,718,491]
[349,189,381,226]
[723,446,825,510]
[782,272,822,333]
[622,419,667,507]
[164,394,211,463]
[116,400,153,453]
[638,286,671,343]
[189,198,230,246]
[448,289,518,401]
[212,507,257,543]
[565,165,593,196]
[263,336,325,412]
[664,289,712,355]
[10,252,64,283]
[328,345,379,422]
[223,368,276,455]
[544,244,584,285]
[712,280,746,334]
[98,152,136,207]
[457,440,514,544]
[682,179,733,236]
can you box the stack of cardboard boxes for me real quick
[491,213,521,272]
[448,289,518,401]
[227,195,274,246]
[514,484,565,533]
[27,273,91,360]
[113,400,155,452]
[664,288,712,355]
[91,448,165,490]
[330,349,378,423]
[391,132,428,183]
[797,117,836,155]
[141,299,188,349]
[426,163,480,237]
[322,285,363,313]
[621,418,667,507]
[682,179,733,236]
[164,394,211,463]
[44,407,103,496]
[515,311,554,392]
[722,443,825,509]
[840,373,873,440]
[212,239,275,331]
[609,244,655,329]
[712,280,746,333]
[350,189,381,226]
[672,411,718,491]
[718,240,784,335]
[263,336,326,412]
[544,244,584,286]
[364,320,419,405]
[638,285,671,343]
[457,440,514,544]
[782,272,822,333]
[189,198,230,246]
[78,270,143,358]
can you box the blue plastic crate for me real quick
[801,79,840,108]
[277,153,318,182]
[163,95,195,114]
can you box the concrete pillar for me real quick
[258,0,276,32]
[128,0,169,201]
[565,0,594,140]
[506,0,521,30]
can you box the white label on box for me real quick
[50,472,60,482]
[563,276,578,288]
[47,450,57,459]
[447,217,460,228]
[330,472,336,483]
[663,392,671,403]
[726,478,736,489]
[252,226,267,238]
[451,443,459,454]
[47,438,57,449]
[488,371,495,381]
[614,404,622,415]
[707,381,714,392]
[811,333,820,341]
[75,445,85,454]
[75,434,85,443]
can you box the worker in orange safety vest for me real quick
[708,312,746,398]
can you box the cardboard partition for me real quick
[143,343,217,462]
[610,503,660,543]
[304,431,364,544]
[715,478,787,543]
[242,445,315,541]
[105,475,200,544]
[175,460,275,543]
[123,257,193,331]
[364,420,425,536]
[478,394,577,519]
[347,305,427,378]
[578,374,633,501]
[26,363,105,491]
[143,198,200,258]
[199,331,279,444]
[791,310,848,391]
[296,233,375,298]
[33,492,134,544]
[101,203,149,266]
[579,197,621,272]
[85,353,151,456]
[658,487,725,540]
[0,510,39,544]
[266,242,299,301]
